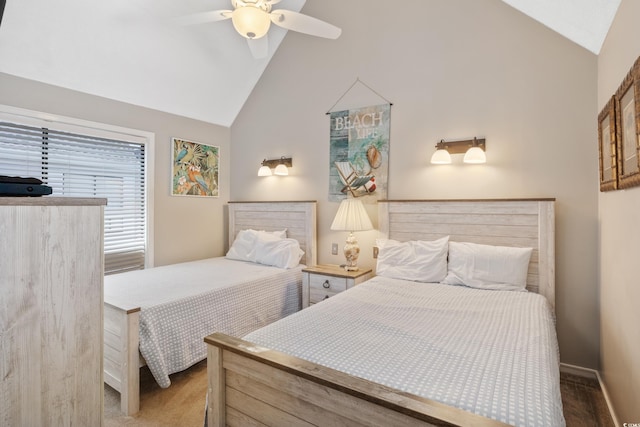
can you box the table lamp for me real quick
[330,198,373,271]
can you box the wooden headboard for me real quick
[228,201,317,267]
[378,199,556,311]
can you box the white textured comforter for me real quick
[104,257,302,387]
[244,276,565,427]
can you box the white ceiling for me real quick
[502,0,620,55]
[0,0,621,127]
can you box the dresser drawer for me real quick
[308,274,347,304]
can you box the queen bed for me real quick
[103,201,317,415]
[204,199,561,426]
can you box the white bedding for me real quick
[104,257,303,388]
[244,276,565,427]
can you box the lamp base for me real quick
[343,232,361,272]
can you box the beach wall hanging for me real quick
[327,79,391,203]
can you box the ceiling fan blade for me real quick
[247,35,269,59]
[270,9,341,39]
[177,10,232,26]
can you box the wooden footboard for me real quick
[104,301,141,415]
[204,333,509,427]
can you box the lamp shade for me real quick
[257,165,272,176]
[463,146,486,164]
[274,163,289,176]
[430,148,452,164]
[330,198,373,232]
[232,6,271,39]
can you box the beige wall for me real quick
[597,0,640,422]
[0,72,231,267]
[230,0,600,368]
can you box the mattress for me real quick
[244,276,565,427]
[104,257,303,387]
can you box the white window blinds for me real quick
[0,121,147,274]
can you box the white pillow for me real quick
[254,238,304,269]
[254,230,286,244]
[226,229,258,262]
[226,229,287,262]
[442,241,533,291]
[376,236,449,283]
[261,229,287,239]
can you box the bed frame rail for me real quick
[205,333,510,427]
[103,302,141,415]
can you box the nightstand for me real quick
[302,264,374,308]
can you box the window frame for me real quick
[0,104,155,269]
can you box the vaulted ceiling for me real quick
[0,0,620,127]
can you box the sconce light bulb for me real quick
[431,148,452,164]
[463,146,486,164]
[258,165,272,176]
[274,163,289,176]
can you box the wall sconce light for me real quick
[430,142,452,164]
[258,156,293,176]
[430,137,486,164]
[258,162,272,176]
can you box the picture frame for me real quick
[171,137,219,197]
[614,57,640,190]
[597,96,617,191]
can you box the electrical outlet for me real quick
[373,246,379,259]
[331,243,338,255]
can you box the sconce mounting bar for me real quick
[261,157,293,168]
[435,138,485,154]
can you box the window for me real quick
[0,107,154,274]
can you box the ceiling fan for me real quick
[181,0,341,59]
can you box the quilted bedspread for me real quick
[105,257,302,387]
[244,276,565,427]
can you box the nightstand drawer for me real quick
[308,274,347,304]
[309,287,340,304]
[309,274,347,292]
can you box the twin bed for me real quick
[103,201,317,415]
[204,199,563,427]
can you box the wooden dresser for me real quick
[0,197,106,426]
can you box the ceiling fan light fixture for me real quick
[232,6,271,39]
[184,0,341,59]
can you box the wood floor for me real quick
[104,361,207,427]
[560,372,615,427]
[105,364,615,426]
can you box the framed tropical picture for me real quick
[598,96,617,191]
[615,57,640,190]
[171,137,219,197]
